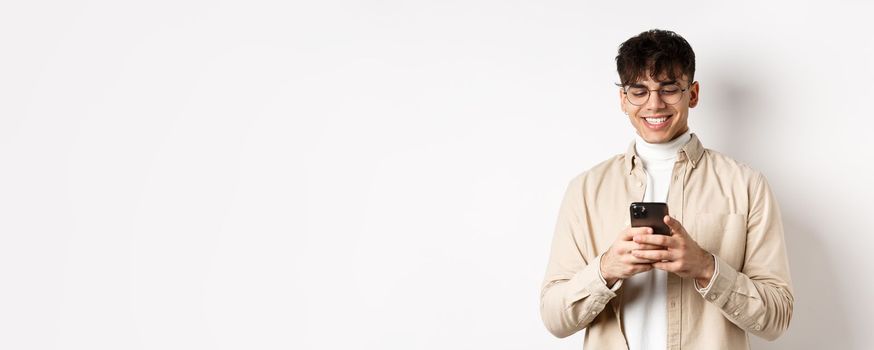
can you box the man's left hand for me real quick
[630,215,715,287]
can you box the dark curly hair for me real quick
[615,29,695,87]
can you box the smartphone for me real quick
[629,202,671,235]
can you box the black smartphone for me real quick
[629,202,671,235]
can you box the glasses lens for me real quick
[625,84,685,106]
[660,84,683,104]
[626,87,649,106]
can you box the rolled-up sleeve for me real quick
[540,175,618,338]
[700,173,794,341]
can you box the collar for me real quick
[624,132,705,175]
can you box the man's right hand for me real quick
[599,227,662,287]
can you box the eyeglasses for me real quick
[622,83,689,106]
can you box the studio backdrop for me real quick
[0,0,871,349]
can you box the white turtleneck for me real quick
[622,130,691,350]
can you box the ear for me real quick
[619,88,627,114]
[688,81,700,108]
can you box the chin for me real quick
[640,131,675,144]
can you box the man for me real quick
[539,29,793,349]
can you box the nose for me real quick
[645,91,667,109]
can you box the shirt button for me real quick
[709,294,717,300]
[754,325,762,331]
[733,311,740,316]
[591,311,597,315]
[637,181,643,187]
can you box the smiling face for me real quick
[619,71,699,144]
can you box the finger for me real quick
[632,249,673,261]
[617,241,662,253]
[620,227,635,240]
[622,226,653,240]
[652,261,676,271]
[664,215,686,236]
[630,263,654,274]
[632,257,657,264]
[633,234,676,248]
[635,243,664,250]
[623,254,657,264]
[629,226,654,236]
[630,226,653,234]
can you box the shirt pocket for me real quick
[692,212,748,270]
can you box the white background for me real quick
[1,1,872,349]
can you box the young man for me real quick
[539,29,793,349]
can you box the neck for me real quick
[634,130,692,161]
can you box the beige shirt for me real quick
[539,133,793,349]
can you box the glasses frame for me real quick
[622,83,692,106]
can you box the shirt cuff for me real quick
[595,253,623,292]
[695,253,719,294]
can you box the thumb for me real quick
[664,215,685,235]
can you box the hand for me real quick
[600,226,664,287]
[630,215,715,287]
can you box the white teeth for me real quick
[645,117,668,124]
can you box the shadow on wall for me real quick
[749,223,853,349]
[708,74,854,349]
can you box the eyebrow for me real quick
[628,80,678,88]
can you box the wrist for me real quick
[695,253,715,287]
[599,253,619,287]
